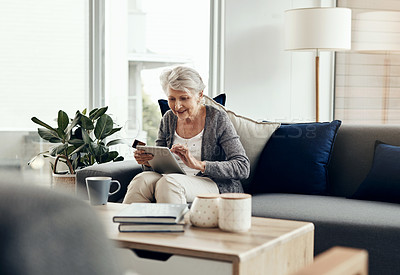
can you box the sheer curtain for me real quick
[335,0,400,124]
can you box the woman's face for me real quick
[167,88,202,120]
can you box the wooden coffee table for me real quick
[94,203,314,275]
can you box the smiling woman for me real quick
[123,66,250,205]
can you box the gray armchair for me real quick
[76,160,142,202]
[0,183,122,275]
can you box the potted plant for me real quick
[29,106,125,192]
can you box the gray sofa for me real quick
[76,124,400,275]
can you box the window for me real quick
[0,0,212,180]
[124,0,210,145]
[0,0,89,130]
[335,0,400,124]
[0,0,89,178]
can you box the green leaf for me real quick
[108,151,119,160]
[71,111,82,126]
[97,144,108,156]
[65,111,81,135]
[106,139,126,146]
[87,142,102,163]
[28,152,51,166]
[27,155,39,166]
[57,110,69,131]
[82,108,87,115]
[64,129,71,142]
[56,128,65,139]
[69,138,84,146]
[81,128,93,144]
[89,108,99,119]
[49,144,68,156]
[69,144,87,156]
[90,106,108,120]
[80,115,94,130]
[88,143,108,163]
[107,127,122,137]
[100,151,119,163]
[66,145,77,156]
[31,117,56,132]
[38,128,61,143]
[72,157,79,171]
[114,156,124,162]
[94,114,113,140]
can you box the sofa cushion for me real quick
[252,193,400,227]
[252,193,400,275]
[251,120,341,195]
[158,93,226,116]
[203,95,280,191]
[351,141,400,204]
[326,125,400,197]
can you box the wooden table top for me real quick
[94,203,314,263]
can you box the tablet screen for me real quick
[136,145,186,174]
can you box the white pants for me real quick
[122,171,219,204]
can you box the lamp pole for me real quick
[315,49,320,122]
[284,8,352,123]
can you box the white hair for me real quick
[159,66,206,97]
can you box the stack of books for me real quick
[113,203,189,232]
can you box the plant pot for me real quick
[51,155,76,194]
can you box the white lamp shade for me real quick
[285,8,352,51]
[353,11,400,53]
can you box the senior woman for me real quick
[123,66,250,204]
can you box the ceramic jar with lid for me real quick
[218,193,252,232]
[190,194,220,227]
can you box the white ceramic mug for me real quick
[218,193,252,232]
[85,177,121,205]
[190,194,220,228]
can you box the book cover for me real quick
[118,223,185,232]
[113,203,189,224]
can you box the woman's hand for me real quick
[134,149,153,167]
[171,144,205,172]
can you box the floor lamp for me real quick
[353,11,400,124]
[285,8,352,122]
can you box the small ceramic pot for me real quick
[190,194,220,227]
[218,193,252,232]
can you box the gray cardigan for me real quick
[155,104,250,193]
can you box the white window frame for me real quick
[89,0,106,109]
[209,0,225,97]
[92,0,223,117]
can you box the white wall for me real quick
[105,0,129,127]
[223,0,336,122]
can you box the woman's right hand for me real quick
[134,149,154,167]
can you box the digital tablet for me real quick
[136,145,186,175]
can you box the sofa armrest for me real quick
[291,246,368,275]
[76,160,142,202]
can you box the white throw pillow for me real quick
[204,95,280,188]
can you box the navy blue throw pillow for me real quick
[158,93,226,116]
[352,141,400,204]
[251,120,342,195]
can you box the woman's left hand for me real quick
[171,144,205,172]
